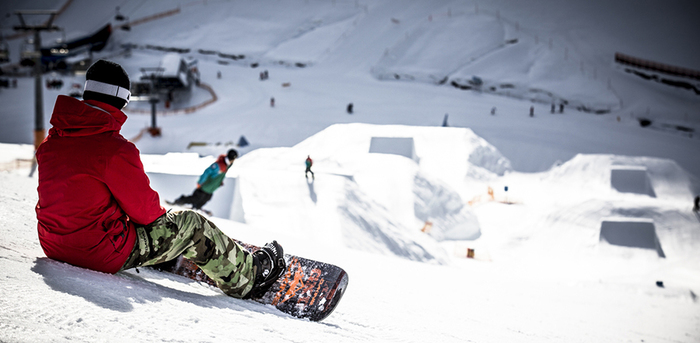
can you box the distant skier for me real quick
[305,155,315,180]
[270,97,275,107]
[347,103,353,114]
[530,106,534,117]
[35,60,285,301]
[442,113,449,127]
[172,149,238,210]
[693,195,699,212]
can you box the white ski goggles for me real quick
[84,79,131,104]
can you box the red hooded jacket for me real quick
[36,95,166,274]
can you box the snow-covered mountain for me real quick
[1,0,699,342]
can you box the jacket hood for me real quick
[216,154,229,172]
[49,95,127,137]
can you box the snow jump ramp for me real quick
[599,217,665,258]
[369,137,418,162]
[610,165,655,197]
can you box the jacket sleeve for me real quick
[104,142,166,225]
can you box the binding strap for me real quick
[84,80,131,104]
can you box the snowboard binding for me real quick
[248,240,286,298]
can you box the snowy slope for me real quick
[2,142,699,342]
[1,0,700,342]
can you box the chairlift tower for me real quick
[13,10,61,152]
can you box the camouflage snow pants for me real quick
[120,210,255,298]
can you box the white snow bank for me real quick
[231,146,451,264]
[229,124,506,261]
[478,153,700,264]
[545,154,695,200]
[140,124,505,263]
[293,123,512,188]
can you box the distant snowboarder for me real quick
[171,149,238,210]
[305,155,315,180]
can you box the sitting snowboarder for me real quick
[172,149,238,211]
[35,60,285,300]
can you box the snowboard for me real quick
[151,240,349,322]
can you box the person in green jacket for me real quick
[305,155,314,180]
[172,149,238,210]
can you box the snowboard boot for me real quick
[247,240,287,298]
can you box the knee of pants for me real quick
[171,210,224,260]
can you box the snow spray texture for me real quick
[122,210,256,298]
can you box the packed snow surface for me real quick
[1,0,699,342]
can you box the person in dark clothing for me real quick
[347,103,353,114]
[694,195,700,212]
[172,149,238,210]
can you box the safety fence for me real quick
[615,52,700,81]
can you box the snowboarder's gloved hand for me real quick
[247,241,286,298]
